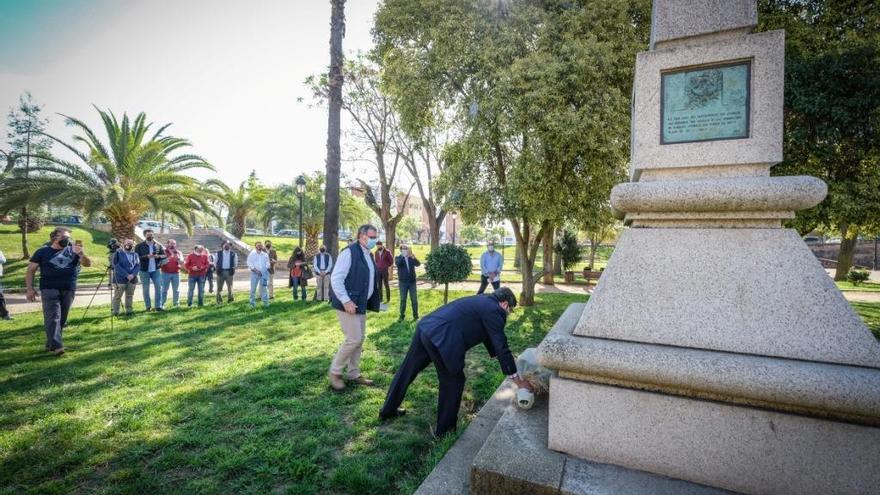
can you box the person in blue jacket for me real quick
[111,239,140,316]
[379,287,533,437]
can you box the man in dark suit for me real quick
[215,241,238,304]
[379,287,533,437]
[395,243,420,322]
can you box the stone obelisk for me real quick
[538,1,880,494]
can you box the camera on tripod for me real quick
[107,238,120,254]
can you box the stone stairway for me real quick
[153,229,250,267]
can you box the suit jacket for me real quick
[134,241,166,272]
[395,254,420,283]
[417,294,516,375]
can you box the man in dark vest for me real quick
[329,224,382,391]
[379,287,533,437]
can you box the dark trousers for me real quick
[0,283,8,318]
[476,275,500,294]
[378,270,391,302]
[380,328,466,436]
[291,277,307,300]
[41,289,75,350]
[206,268,215,292]
[399,281,418,319]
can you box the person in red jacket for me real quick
[184,245,210,307]
[374,241,394,303]
[160,239,184,307]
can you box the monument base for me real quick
[548,376,880,495]
[469,394,734,495]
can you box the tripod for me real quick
[82,265,114,331]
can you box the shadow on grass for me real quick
[0,290,587,495]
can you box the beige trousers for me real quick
[267,271,275,298]
[112,282,137,315]
[330,310,367,378]
[316,273,331,301]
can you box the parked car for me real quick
[802,235,822,245]
[137,220,162,231]
[244,228,264,236]
[275,229,297,237]
[50,215,83,225]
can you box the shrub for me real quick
[554,229,582,271]
[425,244,472,303]
[847,269,870,286]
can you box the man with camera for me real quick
[25,227,92,355]
[135,229,166,311]
[111,239,139,316]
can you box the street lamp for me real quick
[451,212,457,245]
[296,175,306,249]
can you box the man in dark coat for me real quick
[379,287,533,437]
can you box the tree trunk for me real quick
[231,214,246,239]
[305,234,320,259]
[542,227,554,285]
[323,0,346,259]
[520,254,537,306]
[19,206,30,259]
[834,225,858,281]
[588,236,598,270]
[513,242,521,269]
[553,234,562,276]
[443,282,449,304]
[111,219,136,241]
[429,218,441,252]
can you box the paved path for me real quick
[5,274,878,314]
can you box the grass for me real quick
[0,224,112,289]
[851,302,880,340]
[835,281,880,292]
[0,289,585,495]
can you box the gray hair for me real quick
[357,224,377,236]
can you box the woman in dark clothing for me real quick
[287,247,308,301]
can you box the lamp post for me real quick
[452,213,457,245]
[296,175,306,249]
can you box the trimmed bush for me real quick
[425,243,472,303]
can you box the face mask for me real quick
[366,238,378,250]
[146,236,153,241]
[488,246,495,252]
[320,248,325,253]
[377,246,383,251]
[224,246,230,251]
[401,250,409,257]
[58,238,70,248]
[125,245,133,251]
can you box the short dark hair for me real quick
[49,226,71,240]
[143,228,154,234]
[358,224,377,236]
[492,287,517,309]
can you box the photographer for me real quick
[25,227,92,356]
[111,239,139,316]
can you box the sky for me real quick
[0,0,382,186]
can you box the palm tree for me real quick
[205,179,268,239]
[0,108,213,240]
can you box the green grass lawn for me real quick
[0,224,112,289]
[835,281,880,292]
[0,289,585,495]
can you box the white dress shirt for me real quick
[220,250,234,269]
[331,243,374,305]
[247,250,270,275]
[314,252,334,273]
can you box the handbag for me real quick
[302,264,314,281]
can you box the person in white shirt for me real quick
[247,241,271,308]
[313,245,334,301]
[327,224,381,391]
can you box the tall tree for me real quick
[309,55,414,254]
[376,0,648,305]
[323,0,346,258]
[0,108,212,241]
[3,92,53,258]
[760,0,880,280]
[206,174,269,239]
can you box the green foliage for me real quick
[760,0,880,238]
[0,108,213,239]
[847,269,871,286]
[397,214,420,241]
[554,229,582,271]
[425,244,472,284]
[206,173,269,239]
[459,224,484,244]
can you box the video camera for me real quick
[107,238,120,254]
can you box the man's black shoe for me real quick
[379,408,407,421]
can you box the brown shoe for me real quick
[53,347,65,356]
[350,375,375,386]
[328,372,346,391]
